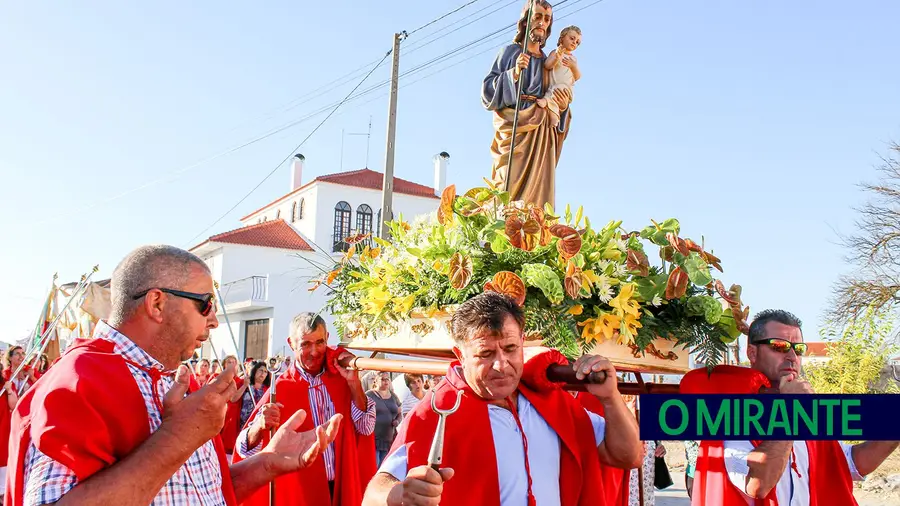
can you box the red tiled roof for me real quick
[193,220,313,252]
[806,342,829,357]
[240,168,438,221]
[317,169,438,198]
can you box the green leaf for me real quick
[572,253,586,269]
[519,263,564,304]
[683,252,713,286]
[565,204,572,225]
[574,206,584,228]
[717,312,742,342]
[490,232,510,253]
[634,274,668,301]
[659,218,680,234]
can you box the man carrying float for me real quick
[361,292,642,506]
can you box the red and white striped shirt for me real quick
[237,363,375,481]
[22,322,226,506]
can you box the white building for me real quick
[190,153,448,361]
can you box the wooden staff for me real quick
[503,0,536,193]
[16,266,98,395]
[266,357,285,506]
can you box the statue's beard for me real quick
[529,29,545,44]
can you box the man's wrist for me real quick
[386,482,404,506]
[596,387,623,405]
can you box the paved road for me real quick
[655,471,690,506]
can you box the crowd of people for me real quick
[0,243,896,506]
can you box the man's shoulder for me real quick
[36,341,130,393]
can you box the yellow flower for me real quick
[598,313,622,342]
[578,313,621,344]
[568,305,584,316]
[581,270,601,288]
[618,313,643,345]
[577,317,603,344]
[394,294,416,314]
[609,283,641,318]
[363,286,392,315]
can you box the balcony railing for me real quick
[332,229,376,253]
[218,276,268,308]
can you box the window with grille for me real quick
[357,204,373,235]
[333,201,352,248]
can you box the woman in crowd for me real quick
[239,361,270,430]
[194,358,212,385]
[2,346,38,393]
[0,372,20,503]
[366,371,401,466]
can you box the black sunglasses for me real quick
[752,338,808,356]
[132,288,216,316]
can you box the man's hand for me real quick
[552,87,572,112]
[513,53,531,80]
[333,350,360,383]
[778,375,814,395]
[573,354,618,400]
[387,466,454,506]
[256,402,283,431]
[536,97,548,108]
[160,363,237,448]
[261,410,342,474]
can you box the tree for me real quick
[830,143,900,325]
[805,307,899,394]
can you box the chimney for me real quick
[433,151,449,194]
[291,154,305,191]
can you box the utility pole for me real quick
[380,32,404,240]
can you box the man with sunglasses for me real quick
[689,309,899,505]
[6,245,344,506]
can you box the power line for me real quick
[405,0,519,55]
[407,0,484,37]
[225,0,507,135]
[183,49,394,248]
[27,0,603,229]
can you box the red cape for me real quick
[4,338,237,506]
[573,391,630,506]
[518,346,630,506]
[1,367,37,391]
[0,378,11,469]
[680,365,858,506]
[390,355,605,506]
[232,347,376,506]
[220,376,244,454]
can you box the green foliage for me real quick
[806,307,900,395]
[310,187,750,368]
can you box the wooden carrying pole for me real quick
[338,356,679,395]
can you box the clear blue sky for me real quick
[2,1,898,347]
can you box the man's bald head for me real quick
[109,245,210,326]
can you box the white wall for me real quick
[201,244,336,360]
[240,185,318,239]
[311,182,439,247]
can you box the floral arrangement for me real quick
[311,182,750,368]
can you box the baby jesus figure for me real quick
[538,25,582,128]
